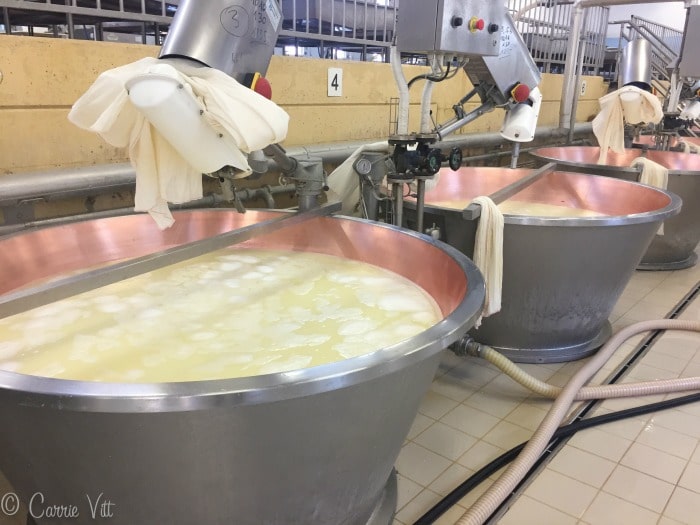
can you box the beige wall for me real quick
[0,35,608,174]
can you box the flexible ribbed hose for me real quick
[455,319,700,525]
[476,344,700,400]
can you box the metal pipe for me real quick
[0,125,594,205]
[560,2,585,129]
[416,179,426,234]
[436,102,495,140]
[569,11,589,142]
[0,186,296,236]
[0,163,136,206]
[392,182,404,227]
[510,143,521,169]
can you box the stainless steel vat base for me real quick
[366,470,397,525]
[486,321,613,364]
[638,252,698,271]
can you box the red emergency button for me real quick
[251,72,272,100]
[511,83,530,103]
[469,17,485,32]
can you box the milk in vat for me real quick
[0,249,442,383]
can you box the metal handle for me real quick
[462,162,557,220]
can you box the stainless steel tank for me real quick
[619,39,652,89]
[404,168,680,363]
[0,210,485,525]
[531,146,700,270]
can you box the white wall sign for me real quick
[328,68,343,97]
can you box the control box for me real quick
[397,0,503,57]
[464,13,541,105]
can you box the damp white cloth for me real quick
[326,141,389,216]
[630,157,668,235]
[470,196,504,328]
[592,86,663,163]
[680,140,700,154]
[68,57,290,229]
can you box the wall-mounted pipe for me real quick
[0,185,296,236]
[0,163,136,206]
[0,124,593,206]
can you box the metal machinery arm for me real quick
[156,0,327,211]
[357,0,542,229]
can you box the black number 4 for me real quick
[331,73,339,91]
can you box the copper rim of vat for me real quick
[411,167,681,226]
[0,210,485,412]
[530,146,700,178]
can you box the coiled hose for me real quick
[454,318,700,525]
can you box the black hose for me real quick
[412,391,700,525]
[407,64,452,90]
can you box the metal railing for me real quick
[277,0,398,61]
[508,0,609,75]
[1,0,612,69]
[0,0,177,43]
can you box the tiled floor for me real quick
[394,248,700,525]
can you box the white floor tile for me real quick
[620,442,687,484]
[636,422,699,460]
[414,422,477,461]
[568,427,633,463]
[440,404,501,439]
[428,462,473,497]
[394,488,441,524]
[663,487,700,524]
[580,491,659,525]
[525,469,599,519]
[480,420,532,450]
[547,446,617,488]
[406,413,435,441]
[504,402,549,431]
[418,391,460,420]
[651,409,700,438]
[678,461,700,493]
[395,442,452,487]
[498,495,578,525]
[396,473,423,510]
[457,439,506,472]
[602,464,674,513]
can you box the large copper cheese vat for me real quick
[531,146,700,270]
[404,167,680,363]
[0,210,484,525]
